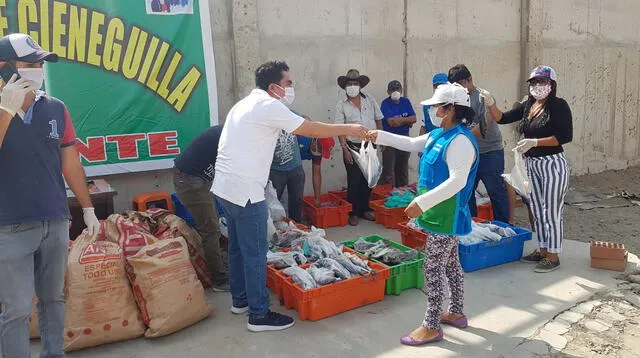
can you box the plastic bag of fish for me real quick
[270,221,327,251]
[266,249,308,269]
[351,238,418,266]
[458,222,517,245]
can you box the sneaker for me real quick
[247,311,295,332]
[534,258,560,273]
[211,282,230,292]
[231,305,249,315]
[520,250,545,264]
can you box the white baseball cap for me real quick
[0,33,59,63]
[420,82,471,107]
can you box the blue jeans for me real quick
[0,220,69,358]
[468,149,510,223]
[216,198,270,317]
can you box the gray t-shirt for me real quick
[470,88,503,153]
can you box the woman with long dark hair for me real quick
[367,83,479,345]
[483,65,573,273]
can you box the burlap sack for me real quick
[125,237,213,338]
[150,210,213,288]
[64,233,145,352]
[104,212,158,257]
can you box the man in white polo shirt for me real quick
[214,61,367,332]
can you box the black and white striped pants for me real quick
[525,153,570,253]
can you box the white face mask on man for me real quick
[390,91,401,101]
[17,68,44,89]
[273,84,295,107]
[346,85,360,98]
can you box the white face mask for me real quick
[274,84,295,107]
[529,84,552,100]
[428,106,445,128]
[17,68,44,89]
[346,85,360,98]
[390,91,401,101]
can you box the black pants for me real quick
[344,141,373,216]
[380,146,410,187]
[269,166,305,222]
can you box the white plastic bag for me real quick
[502,150,532,198]
[349,141,382,188]
[265,180,286,221]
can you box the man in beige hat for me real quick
[334,69,383,226]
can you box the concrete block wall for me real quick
[533,0,640,174]
[103,0,640,212]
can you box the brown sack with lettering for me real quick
[125,237,213,338]
[148,209,213,288]
[64,233,145,352]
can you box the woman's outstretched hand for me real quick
[365,130,379,143]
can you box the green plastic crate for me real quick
[341,235,424,295]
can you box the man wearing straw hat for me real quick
[334,69,384,226]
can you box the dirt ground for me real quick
[511,165,640,257]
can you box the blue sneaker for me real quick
[247,311,295,332]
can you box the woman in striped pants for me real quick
[484,65,573,273]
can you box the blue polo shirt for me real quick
[0,92,77,226]
[380,97,416,136]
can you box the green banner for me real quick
[0,0,218,175]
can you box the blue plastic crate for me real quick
[170,193,196,228]
[458,221,532,272]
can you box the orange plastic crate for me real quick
[397,221,429,250]
[302,194,352,228]
[278,248,390,321]
[267,265,285,302]
[328,189,347,201]
[370,200,408,229]
[370,184,393,201]
[476,202,494,221]
[266,219,309,301]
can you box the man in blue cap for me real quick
[419,73,449,136]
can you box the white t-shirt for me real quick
[213,89,305,207]
[376,129,477,212]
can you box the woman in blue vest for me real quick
[367,83,479,346]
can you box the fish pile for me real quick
[384,188,417,208]
[407,218,518,246]
[318,201,339,208]
[458,221,517,245]
[282,252,373,290]
[351,238,419,265]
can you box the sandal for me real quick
[349,215,359,226]
[362,211,376,221]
